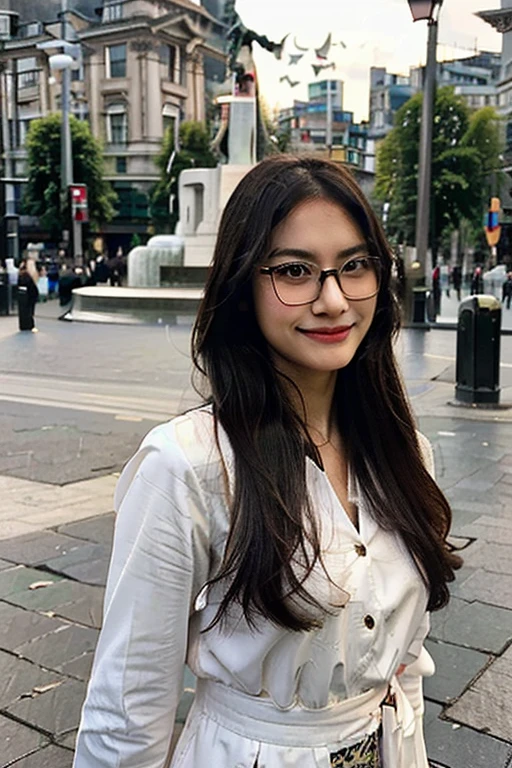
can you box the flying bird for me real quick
[315,33,332,60]
[293,36,309,52]
[333,40,347,49]
[280,75,300,87]
[289,53,304,65]
[312,62,336,77]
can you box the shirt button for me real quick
[364,614,375,630]
[354,543,367,557]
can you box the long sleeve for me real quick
[74,424,210,768]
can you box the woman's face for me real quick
[252,198,378,384]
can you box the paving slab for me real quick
[424,639,490,705]
[0,567,63,600]
[0,649,66,709]
[14,623,99,672]
[55,557,110,587]
[461,540,512,575]
[430,596,512,654]
[424,701,512,768]
[3,578,103,615]
[58,651,94,681]
[48,586,105,629]
[57,731,77,751]
[7,678,87,737]
[42,542,109,573]
[0,602,67,652]
[0,532,92,567]
[0,559,13,571]
[446,644,512,743]
[57,513,115,546]
[9,745,74,767]
[0,520,42,540]
[455,569,512,610]
[0,714,48,767]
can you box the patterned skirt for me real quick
[330,728,381,767]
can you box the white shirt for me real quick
[74,406,435,768]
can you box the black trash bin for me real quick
[0,274,10,316]
[455,295,501,405]
[17,285,34,330]
[412,286,428,323]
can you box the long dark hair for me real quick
[192,155,461,631]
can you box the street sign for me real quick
[70,184,88,223]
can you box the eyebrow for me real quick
[267,244,369,261]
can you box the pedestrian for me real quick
[432,263,441,315]
[452,265,462,302]
[503,272,512,310]
[74,156,461,768]
[471,265,483,295]
[17,260,39,332]
[93,254,110,284]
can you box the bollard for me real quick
[455,295,501,405]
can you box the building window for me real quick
[160,44,178,82]
[162,103,179,146]
[116,156,127,173]
[17,57,38,89]
[103,2,123,22]
[106,44,127,79]
[107,103,128,144]
[0,14,11,38]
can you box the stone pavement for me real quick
[1,352,512,765]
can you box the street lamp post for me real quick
[407,0,444,322]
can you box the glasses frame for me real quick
[259,256,382,306]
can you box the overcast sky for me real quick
[233,0,504,121]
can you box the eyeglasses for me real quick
[259,256,382,306]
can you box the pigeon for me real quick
[293,36,309,52]
[280,75,300,87]
[315,33,332,60]
[312,62,336,77]
[289,53,304,65]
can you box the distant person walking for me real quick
[17,260,39,332]
[471,266,484,295]
[452,265,462,302]
[432,264,441,316]
[503,272,512,310]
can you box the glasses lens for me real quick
[339,257,380,299]
[270,257,381,305]
[272,262,319,305]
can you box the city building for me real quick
[278,79,375,188]
[410,51,501,111]
[368,67,414,140]
[477,2,512,226]
[0,0,225,252]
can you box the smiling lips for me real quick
[298,325,354,343]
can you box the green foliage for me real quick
[375,88,503,254]
[150,121,217,232]
[23,113,117,238]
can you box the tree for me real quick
[150,120,217,233]
[375,88,503,258]
[23,114,117,239]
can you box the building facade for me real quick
[0,0,224,251]
[410,51,501,110]
[368,67,414,140]
[278,79,375,177]
[477,3,512,222]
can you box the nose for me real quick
[312,272,350,314]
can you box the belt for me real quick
[193,678,386,748]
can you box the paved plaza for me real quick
[0,304,512,767]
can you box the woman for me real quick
[74,156,460,768]
[17,260,39,332]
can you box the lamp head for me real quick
[48,53,74,72]
[407,0,439,22]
